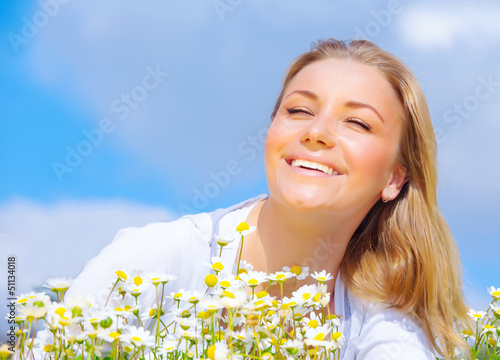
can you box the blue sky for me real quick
[1,0,499,340]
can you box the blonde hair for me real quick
[271,39,470,358]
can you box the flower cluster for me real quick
[456,287,500,359]
[7,222,344,360]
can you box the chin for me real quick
[274,183,335,211]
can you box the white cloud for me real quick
[0,198,175,292]
[399,2,500,50]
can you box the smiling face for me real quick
[265,58,408,217]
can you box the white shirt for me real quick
[65,194,436,359]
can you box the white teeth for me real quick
[291,159,338,175]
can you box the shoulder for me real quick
[342,287,436,359]
[66,212,213,301]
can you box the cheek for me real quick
[344,138,398,179]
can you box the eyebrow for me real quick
[284,90,385,123]
[344,100,385,124]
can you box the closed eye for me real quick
[346,118,371,131]
[287,107,312,116]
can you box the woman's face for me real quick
[265,58,408,217]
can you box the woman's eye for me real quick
[286,107,312,116]
[346,118,371,131]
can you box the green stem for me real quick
[236,234,244,275]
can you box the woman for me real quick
[65,39,469,359]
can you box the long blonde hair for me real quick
[271,39,470,358]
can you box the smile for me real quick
[284,158,342,177]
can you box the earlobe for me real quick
[382,164,409,202]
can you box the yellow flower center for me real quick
[462,329,472,336]
[149,309,156,317]
[302,293,311,301]
[109,331,120,339]
[43,345,54,352]
[318,277,325,282]
[220,280,231,288]
[114,307,123,312]
[492,291,500,298]
[314,333,325,341]
[115,270,127,280]
[207,345,216,360]
[18,298,27,304]
[276,274,286,282]
[174,293,182,300]
[58,317,70,326]
[212,262,224,271]
[131,336,142,342]
[248,279,258,286]
[313,293,321,302]
[236,222,249,232]
[205,274,218,287]
[222,290,235,299]
[124,305,132,312]
[333,332,342,341]
[257,291,268,298]
[308,319,319,328]
[55,307,66,316]
[290,266,302,275]
[133,276,142,286]
[473,314,482,318]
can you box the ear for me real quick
[381,163,409,202]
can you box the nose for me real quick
[300,113,336,148]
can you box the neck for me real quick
[241,195,365,299]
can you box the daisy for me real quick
[268,271,295,284]
[158,339,180,355]
[490,304,500,319]
[236,260,254,275]
[43,277,74,292]
[215,275,244,291]
[303,311,322,329]
[18,293,52,321]
[311,270,334,284]
[304,324,333,347]
[174,316,198,330]
[488,286,500,301]
[219,290,247,308]
[64,295,93,317]
[206,256,233,275]
[97,328,122,343]
[16,292,39,305]
[283,266,310,281]
[168,289,186,302]
[282,339,305,357]
[141,303,166,320]
[329,331,345,350]
[235,221,257,236]
[239,271,268,288]
[215,234,238,247]
[467,309,487,320]
[180,289,205,305]
[121,325,156,348]
[292,284,317,306]
[149,272,177,286]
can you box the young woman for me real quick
[65,39,469,359]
